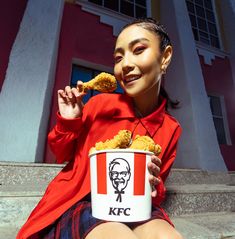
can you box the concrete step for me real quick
[1,212,234,239]
[0,226,21,239]
[1,182,235,227]
[1,162,235,186]
[172,212,235,239]
[1,162,235,238]
[165,168,235,185]
[0,162,63,187]
[163,184,235,216]
[0,186,42,227]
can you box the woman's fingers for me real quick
[60,86,81,104]
[71,87,86,99]
[58,89,66,98]
[149,174,161,197]
[151,155,161,167]
[57,84,86,119]
[148,155,162,197]
[148,155,161,177]
[77,81,85,93]
[71,87,82,98]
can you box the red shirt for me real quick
[17,93,181,239]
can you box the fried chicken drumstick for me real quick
[79,72,117,93]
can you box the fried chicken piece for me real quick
[89,131,162,156]
[89,130,132,154]
[81,72,117,93]
[129,135,162,155]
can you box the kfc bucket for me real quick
[89,149,153,222]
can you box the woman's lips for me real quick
[123,75,141,85]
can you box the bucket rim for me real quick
[89,149,154,157]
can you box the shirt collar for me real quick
[113,94,166,137]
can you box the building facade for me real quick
[0,0,234,171]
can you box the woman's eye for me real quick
[114,55,122,63]
[134,46,145,54]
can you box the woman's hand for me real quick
[148,155,161,197]
[57,81,86,119]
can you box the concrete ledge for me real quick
[1,162,234,186]
[1,163,235,232]
[0,162,63,186]
[163,184,235,216]
[1,183,234,221]
[173,212,235,239]
[0,197,41,227]
[166,168,232,185]
[1,212,235,239]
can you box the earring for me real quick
[161,66,166,74]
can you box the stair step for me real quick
[166,168,234,185]
[0,226,20,239]
[0,212,234,239]
[172,212,235,239]
[1,162,235,238]
[1,183,234,228]
[0,162,62,187]
[1,162,235,186]
[0,192,41,227]
[163,184,235,216]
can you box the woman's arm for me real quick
[153,125,182,206]
[48,113,83,164]
[48,83,86,164]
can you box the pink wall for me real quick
[0,0,28,91]
[200,55,235,170]
[45,3,116,162]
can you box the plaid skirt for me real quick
[30,196,173,239]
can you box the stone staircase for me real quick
[164,169,235,238]
[0,162,235,239]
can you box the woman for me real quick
[17,18,183,239]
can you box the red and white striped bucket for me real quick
[89,149,153,222]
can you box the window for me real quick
[186,0,220,48]
[208,95,230,145]
[88,0,147,18]
[71,65,123,103]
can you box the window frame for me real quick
[208,94,232,145]
[71,58,123,102]
[186,0,223,50]
[85,0,149,18]
[76,0,151,36]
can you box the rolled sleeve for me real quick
[56,112,83,133]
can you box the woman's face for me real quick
[114,25,163,98]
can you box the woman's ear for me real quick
[160,45,173,74]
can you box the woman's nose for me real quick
[122,56,134,73]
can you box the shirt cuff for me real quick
[56,111,83,132]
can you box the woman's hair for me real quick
[121,18,179,110]
[122,18,171,53]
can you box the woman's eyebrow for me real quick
[129,38,150,47]
[114,38,149,55]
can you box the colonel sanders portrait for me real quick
[109,158,131,202]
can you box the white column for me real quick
[0,0,64,162]
[160,0,227,171]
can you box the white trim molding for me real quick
[196,43,229,65]
[76,0,151,36]
[72,58,113,73]
[77,0,133,36]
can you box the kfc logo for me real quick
[109,158,131,202]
